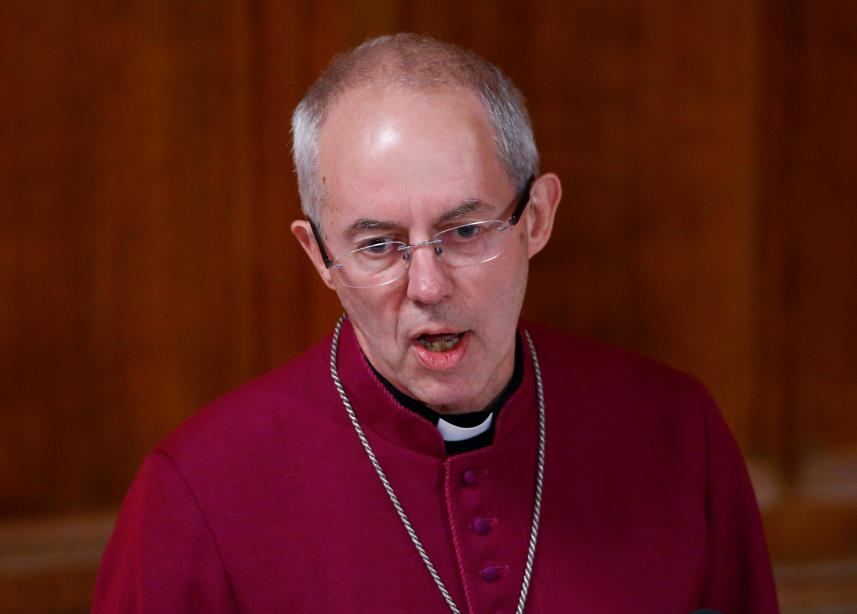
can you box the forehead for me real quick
[316,85,513,230]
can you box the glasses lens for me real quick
[334,240,408,288]
[330,221,509,288]
[434,220,508,267]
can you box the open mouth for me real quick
[417,332,465,353]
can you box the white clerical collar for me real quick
[436,413,494,442]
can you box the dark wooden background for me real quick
[1,1,855,611]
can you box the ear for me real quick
[524,173,562,258]
[290,220,336,290]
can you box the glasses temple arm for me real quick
[309,219,335,268]
[507,175,536,226]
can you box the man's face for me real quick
[307,85,534,413]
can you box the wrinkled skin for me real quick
[292,85,561,413]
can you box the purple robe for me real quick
[93,320,779,613]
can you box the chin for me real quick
[409,381,477,413]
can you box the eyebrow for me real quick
[344,218,401,239]
[342,199,493,239]
[437,200,492,224]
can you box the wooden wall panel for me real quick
[1,1,299,516]
[789,3,857,453]
[753,0,805,484]
[754,2,857,551]
[756,1,857,455]
[523,1,758,441]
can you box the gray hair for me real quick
[291,33,540,224]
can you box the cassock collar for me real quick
[333,318,536,458]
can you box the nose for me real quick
[405,243,453,304]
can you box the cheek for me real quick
[469,256,528,327]
[336,285,401,339]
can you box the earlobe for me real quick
[290,220,336,289]
[526,173,562,259]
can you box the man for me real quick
[94,34,779,613]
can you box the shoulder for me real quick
[521,321,734,509]
[521,319,715,434]
[524,319,706,394]
[153,333,338,481]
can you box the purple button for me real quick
[471,517,492,535]
[462,469,479,486]
[480,566,503,582]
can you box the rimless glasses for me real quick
[310,176,535,289]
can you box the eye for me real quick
[457,224,476,238]
[451,223,482,240]
[357,237,397,255]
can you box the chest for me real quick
[205,428,706,613]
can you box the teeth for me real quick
[419,334,462,352]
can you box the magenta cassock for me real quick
[93,319,778,613]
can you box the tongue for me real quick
[421,332,459,343]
